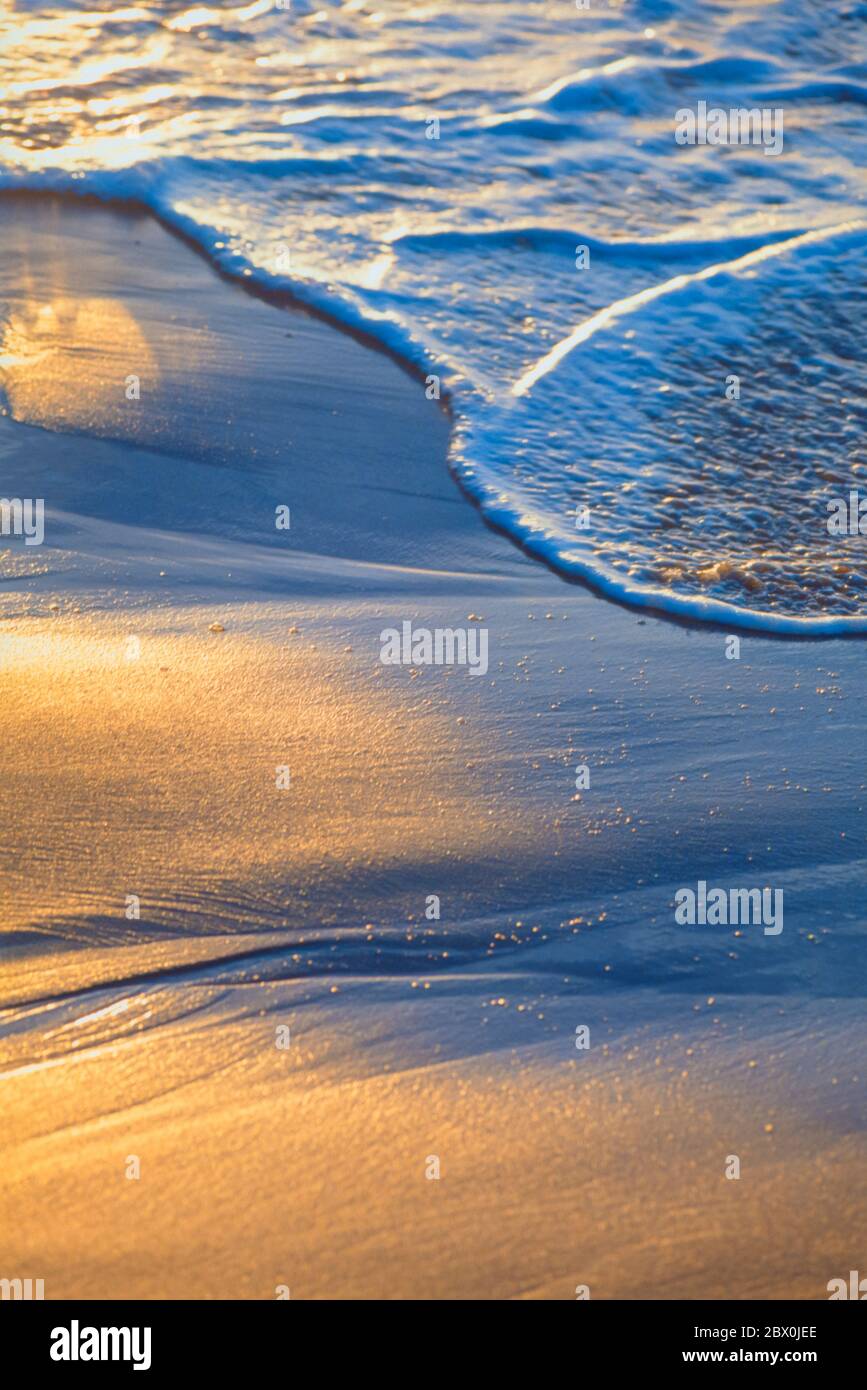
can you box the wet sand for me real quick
[1,196,866,1299]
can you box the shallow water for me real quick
[1,0,866,628]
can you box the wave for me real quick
[1,0,865,633]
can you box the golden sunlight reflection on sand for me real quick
[0,616,552,941]
[0,294,158,431]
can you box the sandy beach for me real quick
[1,196,866,1300]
